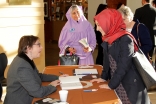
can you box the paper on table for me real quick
[74,69,98,74]
[59,76,83,90]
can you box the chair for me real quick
[0,53,8,100]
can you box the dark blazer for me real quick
[131,20,152,59]
[134,4,156,56]
[101,35,150,104]
[4,53,58,104]
[94,25,103,65]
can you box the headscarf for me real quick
[94,9,128,44]
[94,8,138,50]
[63,5,90,32]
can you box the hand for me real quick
[99,84,111,90]
[83,47,92,52]
[90,78,105,83]
[69,47,76,54]
[49,80,60,87]
[83,47,89,52]
[59,74,69,77]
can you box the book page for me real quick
[59,76,80,83]
[59,76,83,90]
[79,38,89,48]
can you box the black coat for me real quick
[134,4,156,56]
[101,35,150,104]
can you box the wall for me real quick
[0,0,45,77]
[127,0,142,13]
[88,0,104,26]
[88,0,142,26]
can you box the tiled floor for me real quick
[1,41,156,104]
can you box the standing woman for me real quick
[118,6,152,60]
[94,4,107,66]
[4,35,67,104]
[58,5,96,65]
[91,9,150,104]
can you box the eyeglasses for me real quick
[33,43,41,47]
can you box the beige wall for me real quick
[0,0,45,77]
[88,0,104,26]
[127,0,142,13]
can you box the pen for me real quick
[83,89,98,92]
[75,73,92,75]
[59,71,64,75]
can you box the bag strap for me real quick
[136,23,142,47]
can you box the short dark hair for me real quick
[153,0,156,4]
[145,0,150,3]
[116,3,124,9]
[95,4,107,15]
[18,35,39,54]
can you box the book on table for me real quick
[73,68,100,80]
[59,76,83,90]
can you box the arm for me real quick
[88,24,96,51]
[17,67,57,98]
[134,8,141,20]
[39,73,58,82]
[58,29,70,56]
[108,35,134,89]
[138,24,152,54]
[100,42,110,81]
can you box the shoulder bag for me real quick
[132,39,156,90]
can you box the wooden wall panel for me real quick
[107,0,126,9]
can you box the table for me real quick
[32,65,121,104]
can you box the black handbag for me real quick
[59,54,79,65]
[132,45,156,90]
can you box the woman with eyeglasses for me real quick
[4,35,68,104]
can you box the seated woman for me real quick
[118,6,152,60]
[4,35,67,104]
[58,5,96,65]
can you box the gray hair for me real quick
[69,5,83,15]
[118,6,134,20]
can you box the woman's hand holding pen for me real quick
[90,78,106,83]
[49,80,60,87]
[59,74,69,77]
[59,71,69,77]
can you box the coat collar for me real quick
[18,52,35,69]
